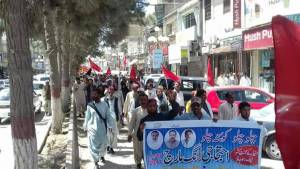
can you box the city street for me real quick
[0,112,51,169]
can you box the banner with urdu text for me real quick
[144,120,263,169]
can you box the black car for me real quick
[158,76,209,101]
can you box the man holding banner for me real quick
[128,93,149,169]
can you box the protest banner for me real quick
[143,120,263,169]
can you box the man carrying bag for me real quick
[83,87,113,168]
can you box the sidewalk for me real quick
[0,112,52,169]
[77,118,137,169]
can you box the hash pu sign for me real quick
[143,120,263,169]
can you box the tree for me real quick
[4,0,38,168]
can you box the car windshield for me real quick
[33,83,44,90]
[0,89,10,101]
[40,77,50,81]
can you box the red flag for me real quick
[88,58,102,72]
[106,67,111,76]
[162,65,181,82]
[123,56,127,66]
[130,66,136,81]
[272,16,300,169]
[207,57,214,86]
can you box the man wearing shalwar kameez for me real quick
[72,77,86,117]
[83,87,113,168]
[104,86,122,154]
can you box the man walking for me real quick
[127,93,148,169]
[83,87,113,168]
[218,92,238,120]
[72,77,86,117]
[123,82,139,120]
[173,81,185,115]
[43,81,51,116]
[104,86,122,154]
[145,79,156,99]
[155,85,169,113]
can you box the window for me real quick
[216,90,244,101]
[184,13,196,29]
[205,0,212,20]
[223,0,230,14]
[166,24,173,35]
[182,81,194,91]
[244,90,270,103]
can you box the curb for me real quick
[38,116,52,154]
[65,97,80,169]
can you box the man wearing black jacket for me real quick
[137,98,180,141]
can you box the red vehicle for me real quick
[206,86,274,113]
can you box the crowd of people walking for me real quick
[72,73,261,169]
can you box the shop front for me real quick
[209,35,243,84]
[243,23,274,93]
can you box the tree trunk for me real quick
[43,2,63,134]
[61,24,71,113]
[5,0,38,168]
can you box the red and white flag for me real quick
[162,65,181,82]
[273,15,300,169]
[88,58,102,72]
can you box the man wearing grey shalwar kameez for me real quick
[83,87,113,168]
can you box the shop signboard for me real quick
[144,120,263,169]
[243,24,273,50]
[152,49,163,69]
[233,0,241,28]
[168,45,181,64]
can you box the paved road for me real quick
[0,112,51,169]
[77,118,284,169]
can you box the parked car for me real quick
[33,74,50,84]
[206,86,274,113]
[144,74,164,87]
[158,76,209,101]
[251,103,281,160]
[0,79,9,89]
[0,88,42,123]
[33,81,44,96]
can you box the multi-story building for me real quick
[242,0,300,93]
[159,0,204,76]
[155,0,300,93]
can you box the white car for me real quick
[0,79,9,89]
[33,74,50,84]
[33,81,44,96]
[144,74,164,87]
[251,103,281,160]
[0,88,42,123]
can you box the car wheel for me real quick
[265,135,282,160]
